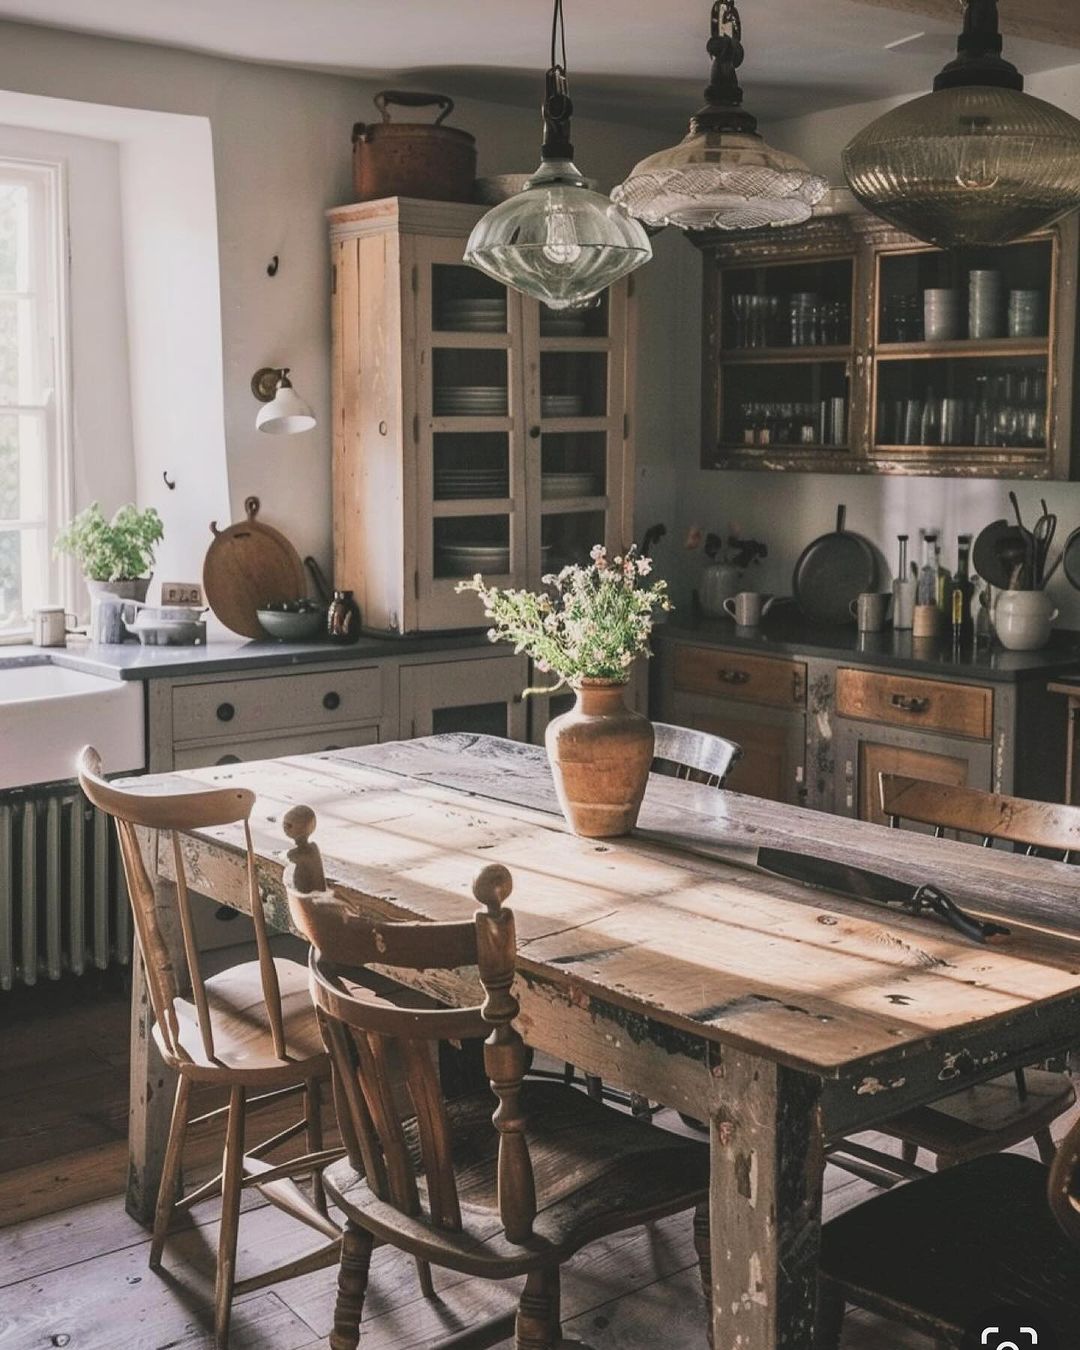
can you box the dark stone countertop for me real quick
[0,631,494,682]
[654,613,1080,684]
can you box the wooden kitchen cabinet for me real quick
[399,651,528,740]
[328,197,637,633]
[836,726,991,827]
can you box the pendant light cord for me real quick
[542,0,574,160]
[551,0,568,80]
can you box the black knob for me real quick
[529,425,541,439]
[216,702,235,722]
[323,691,341,711]
[216,754,240,765]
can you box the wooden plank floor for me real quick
[0,979,1066,1349]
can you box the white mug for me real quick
[723,591,776,627]
[31,605,75,648]
[850,592,889,633]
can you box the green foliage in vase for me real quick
[457,545,673,690]
[54,502,164,582]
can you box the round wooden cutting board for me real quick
[203,496,307,638]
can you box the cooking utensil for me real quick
[1061,527,1080,592]
[792,505,877,626]
[304,556,332,605]
[1009,490,1025,531]
[203,496,307,639]
[1032,511,1057,586]
[972,519,1035,590]
[352,91,476,203]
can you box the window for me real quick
[0,159,68,636]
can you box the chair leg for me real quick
[1034,1126,1057,1164]
[415,1256,437,1299]
[149,1074,191,1272]
[214,1086,246,1350]
[305,1077,328,1217]
[330,1219,375,1350]
[693,1201,713,1350]
[901,1141,919,1167]
[516,1266,562,1350]
[815,1281,845,1350]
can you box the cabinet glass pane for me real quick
[876,356,1048,449]
[433,264,507,333]
[541,432,606,499]
[722,362,849,450]
[434,433,510,500]
[541,509,606,573]
[721,258,853,351]
[878,240,1052,344]
[434,514,510,578]
[432,702,508,737]
[540,352,607,418]
[433,349,509,417]
[540,293,608,339]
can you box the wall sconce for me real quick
[251,367,316,435]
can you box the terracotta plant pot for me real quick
[545,679,654,838]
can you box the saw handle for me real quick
[910,884,1010,945]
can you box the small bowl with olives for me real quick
[256,598,326,642]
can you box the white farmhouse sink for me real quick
[0,664,145,790]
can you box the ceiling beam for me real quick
[853,0,1080,51]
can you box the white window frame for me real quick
[0,156,73,642]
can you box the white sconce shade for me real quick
[251,367,316,436]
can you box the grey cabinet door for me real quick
[670,691,806,806]
[400,654,529,741]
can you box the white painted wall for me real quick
[662,62,1080,627]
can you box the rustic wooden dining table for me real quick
[125,733,1080,1350]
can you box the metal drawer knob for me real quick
[718,669,750,685]
[216,702,235,722]
[891,693,930,714]
[323,691,341,711]
[216,754,240,765]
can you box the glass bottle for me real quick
[934,534,952,616]
[951,533,974,647]
[917,531,938,607]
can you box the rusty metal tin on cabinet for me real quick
[352,91,477,204]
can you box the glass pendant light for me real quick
[843,0,1080,249]
[464,0,651,310]
[612,1,828,232]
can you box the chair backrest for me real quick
[77,746,288,1066]
[284,807,536,1244]
[879,773,1080,861]
[1049,1110,1080,1248]
[651,721,742,790]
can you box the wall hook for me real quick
[162,470,176,490]
[267,255,280,277]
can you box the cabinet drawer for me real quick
[673,646,806,708]
[172,667,382,743]
[836,668,992,740]
[174,723,380,769]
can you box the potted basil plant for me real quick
[55,503,164,642]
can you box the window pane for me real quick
[0,182,30,293]
[0,295,40,404]
[0,525,46,629]
[0,412,46,521]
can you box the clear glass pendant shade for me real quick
[613,128,828,231]
[844,85,1080,248]
[465,160,652,310]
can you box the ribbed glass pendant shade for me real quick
[612,0,828,232]
[465,159,652,310]
[843,0,1080,249]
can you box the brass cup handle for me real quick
[891,693,930,714]
[718,669,750,685]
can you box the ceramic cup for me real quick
[30,605,75,648]
[993,588,1058,651]
[723,591,776,627]
[892,578,917,630]
[849,592,889,633]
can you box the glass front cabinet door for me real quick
[329,199,637,633]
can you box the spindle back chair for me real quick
[651,722,742,790]
[77,749,341,1349]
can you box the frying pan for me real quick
[793,505,877,625]
[972,519,1036,590]
[1060,527,1080,591]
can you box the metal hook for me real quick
[162,470,176,491]
[267,255,280,277]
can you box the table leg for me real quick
[709,1050,825,1350]
[125,862,185,1225]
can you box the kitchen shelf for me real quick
[876,338,1051,361]
[718,345,853,365]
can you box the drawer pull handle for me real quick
[216,702,236,722]
[323,691,341,711]
[718,669,750,685]
[891,693,930,714]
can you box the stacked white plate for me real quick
[437,541,511,575]
[434,468,509,499]
[434,385,508,416]
[440,298,507,332]
[542,471,598,499]
[541,393,585,417]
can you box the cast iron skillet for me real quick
[793,505,877,625]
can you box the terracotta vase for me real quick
[545,679,654,838]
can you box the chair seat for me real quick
[155,957,329,1084]
[821,1152,1080,1340]
[324,1081,710,1278]
[879,1070,1075,1162]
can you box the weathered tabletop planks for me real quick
[129,733,1080,1350]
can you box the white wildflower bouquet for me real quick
[456,544,672,690]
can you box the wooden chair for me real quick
[282,808,714,1350]
[871,774,1077,1172]
[817,1105,1080,1347]
[77,748,342,1349]
[651,722,743,790]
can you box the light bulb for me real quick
[954,116,1000,192]
[542,201,583,265]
